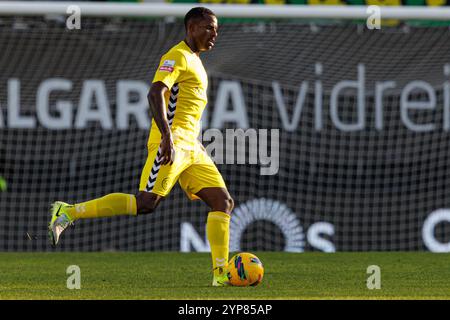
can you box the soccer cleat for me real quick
[48,201,74,246]
[212,267,231,287]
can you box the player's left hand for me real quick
[160,133,175,165]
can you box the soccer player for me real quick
[48,7,233,287]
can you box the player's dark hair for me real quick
[184,7,216,31]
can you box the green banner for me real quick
[170,0,450,5]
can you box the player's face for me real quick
[192,15,218,52]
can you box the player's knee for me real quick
[228,197,235,213]
[135,192,161,215]
[139,202,157,214]
[222,196,234,214]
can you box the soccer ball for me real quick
[227,252,264,287]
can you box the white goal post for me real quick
[0,2,449,20]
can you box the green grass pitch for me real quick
[0,252,449,300]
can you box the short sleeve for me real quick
[152,50,187,90]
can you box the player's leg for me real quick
[48,143,183,245]
[135,191,164,215]
[48,192,139,246]
[49,193,164,246]
[196,187,234,214]
[49,143,160,245]
[178,143,233,286]
[196,187,234,286]
[56,191,162,219]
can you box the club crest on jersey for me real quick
[159,60,175,72]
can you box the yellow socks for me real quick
[206,211,231,277]
[67,193,137,220]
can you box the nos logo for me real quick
[180,198,335,252]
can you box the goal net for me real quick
[1,3,450,252]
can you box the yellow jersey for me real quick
[149,40,208,149]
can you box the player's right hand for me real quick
[160,134,175,165]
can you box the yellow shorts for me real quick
[139,142,227,200]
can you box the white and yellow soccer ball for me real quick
[227,252,264,287]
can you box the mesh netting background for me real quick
[1,16,450,251]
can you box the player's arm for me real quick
[148,81,174,165]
